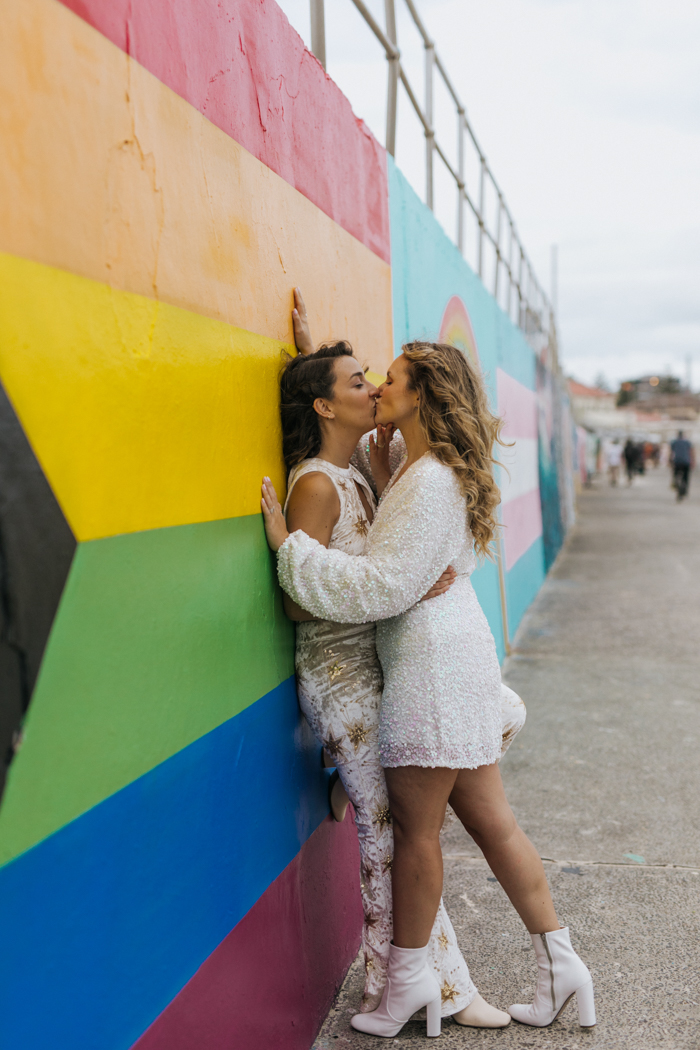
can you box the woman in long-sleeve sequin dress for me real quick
[262,340,595,1038]
[277,335,513,1027]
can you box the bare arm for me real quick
[282,472,340,621]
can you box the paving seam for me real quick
[443,855,700,872]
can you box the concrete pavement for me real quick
[313,466,700,1049]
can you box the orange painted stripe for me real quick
[0,0,393,376]
[59,0,391,264]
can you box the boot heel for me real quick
[426,995,441,1037]
[576,980,596,1027]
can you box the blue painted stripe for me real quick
[505,535,546,639]
[0,677,330,1050]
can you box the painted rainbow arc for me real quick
[438,295,480,368]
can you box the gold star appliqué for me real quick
[382,854,393,873]
[343,718,370,751]
[365,955,375,973]
[437,930,450,951]
[364,912,379,929]
[327,660,346,683]
[323,731,346,760]
[362,862,374,883]
[372,804,392,829]
[441,980,458,1005]
[353,517,369,537]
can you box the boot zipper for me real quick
[540,933,556,1014]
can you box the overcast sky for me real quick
[276,0,700,390]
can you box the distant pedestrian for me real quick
[606,440,622,486]
[670,431,695,500]
[623,439,638,485]
[636,441,646,474]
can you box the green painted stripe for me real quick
[0,515,294,866]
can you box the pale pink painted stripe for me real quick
[497,369,538,440]
[502,488,543,571]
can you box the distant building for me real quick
[617,374,683,406]
[568,380,618,429]
[567,376,699,446]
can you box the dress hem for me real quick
[379,745,501,770]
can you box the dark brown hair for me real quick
[402,341,505,558]
[280,342,355,472]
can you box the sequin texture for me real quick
[278,452,503,769]
[284,455,477,1014]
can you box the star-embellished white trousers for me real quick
[295,619,479,1015]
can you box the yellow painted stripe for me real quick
[0,0,393,376]
[0,253,291,539]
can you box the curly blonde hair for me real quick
[402,341,506,558]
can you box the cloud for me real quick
[275,0,700,388]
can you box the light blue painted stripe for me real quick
[0,677,330,1050]
[471,558,506,663]
[387,157,536,394]
[505,535,546,640]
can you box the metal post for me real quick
[496,523,511,656]
[425,42,434,210]
[457,109,465,252]
[550,243,558,318]
[507,220,515,321]
[385,0,398,156]
[493,197,502,299]
[310,0,326,69]
[477,157,485,278]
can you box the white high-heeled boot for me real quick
[509,927,596,1027]
[351,942,442,1038]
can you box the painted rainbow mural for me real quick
[0,1,577,1047]
[438,294,480,369]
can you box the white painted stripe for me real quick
[496,437,539,504]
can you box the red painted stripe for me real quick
[502,488,543,571]
[59,0,390,264]
[131,814,362,1050]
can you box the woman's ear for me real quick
[313,397,335,420]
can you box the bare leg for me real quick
[384,766,458,948]
[448,762,559,933]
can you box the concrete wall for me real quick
[0,2,573,1048]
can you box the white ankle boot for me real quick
[351,942,442,1038]
[509,927,596,1027]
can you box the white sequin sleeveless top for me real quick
[284,458,377,556]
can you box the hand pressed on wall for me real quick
[292,287,314,356]
[261,477,290,552]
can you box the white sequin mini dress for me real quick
[278,452,503,769]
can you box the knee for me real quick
[390,813,440,853]
[463,805,518,847]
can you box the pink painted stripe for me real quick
[497,368,538,440]
[131,814,362,1050]
[59,0,391,264]
[502,487,543,571]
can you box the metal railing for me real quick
[309,0,556,347]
